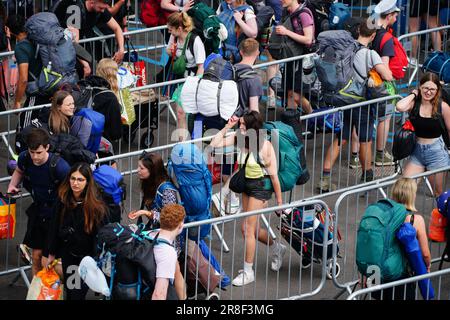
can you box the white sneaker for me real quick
[225,194,240,215]
[212,192,226,216]
[232,270,255,286]
[271,243,287,271]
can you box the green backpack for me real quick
[263,121,304,192]
[356,199,408,282]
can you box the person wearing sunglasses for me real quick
[47,162,110,300]
[396,72,450,196]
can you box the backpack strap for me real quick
[48,153,62,187]
[379,31,393,53]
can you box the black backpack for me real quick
[97,223,179,300]
[304,0,333,39]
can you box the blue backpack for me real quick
[328,2,350,30]
[168,143,212,239]
[76,108,105,154]
[150,181,180,212]
[93,165,126,222]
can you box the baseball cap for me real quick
[374,0,401,15]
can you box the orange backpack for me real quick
[429,208,447,243]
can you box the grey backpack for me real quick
[314,30,365,107]
[25,12,78,95]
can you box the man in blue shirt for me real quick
[7,128,70,275]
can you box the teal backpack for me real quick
[263,121,304,192]
[356,199,408,282]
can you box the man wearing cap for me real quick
[369,0,401,168]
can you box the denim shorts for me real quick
[409,137,450,170]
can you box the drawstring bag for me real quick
[172,32,192,76]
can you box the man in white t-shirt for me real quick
[152,204,186,300]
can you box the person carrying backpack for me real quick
[46,162,110,300]
[210,111,284,286]
[356,178,430,300]
[5,15,52,130]
[217,0,258,63]
[370,0,408,168]
[166,12,206,77]
[316,20,393,193]
[7,128,70,277]
[127,152,186,300]
[396,72,450,197]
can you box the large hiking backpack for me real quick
[328,2,351,30]
[314,30,366,107]
[379,30,408,80]
[74,108,105,154]
[218,1,252,61]
[237,4,275,52]
[93,165,126,223]
[304,0,333,38]
[15,123,96,165]
[263,121,306,192]
[187,2,224,55]
[139,0,172,28]
[24,12,77,95]
[168,143,212,240]
[181,53,258,120]
[268,5,311,60]
[97,223,178,300]
[422,51,450,84]
[356,199,408,282]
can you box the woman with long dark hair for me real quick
[128,152,186,300]
[47,163,109,300]
[210,111,284,286]
[396,72,450,196]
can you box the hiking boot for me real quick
[316,176,337,193]
[271,243,287,272]
[375,150,395,166]
[18,244,32,265]
[225,194,240,215]
[232,270,255,286]
[360,171,374,183]
[349,155,361,169]
[212,192,226,216]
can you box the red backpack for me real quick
[140,0,172,28]
[380,29,408,80]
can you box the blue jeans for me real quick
[409,137,450,170]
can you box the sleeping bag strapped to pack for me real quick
[263,121,306,191]
[181,53,257,121]
[168,143,212,240]
[392,119,416,162]
[356,199,408,282]
[93,165,126,223]
[24,12,77,95]
[314,30,365,107]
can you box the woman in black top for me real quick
[47,162,109,300]
[396,72,450,196]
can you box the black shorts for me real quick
[23,204,52,255]
[340,106,376,143]
[283,60,303,93]
[244,177,273,201]
[410,0,440,17]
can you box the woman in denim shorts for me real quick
[396,72,450,196]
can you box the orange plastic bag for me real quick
[0,193,16,239]
[26,260,63,300]
[429,208,447,243]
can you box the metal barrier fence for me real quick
[331,166,450,299]
[347,268,450,300]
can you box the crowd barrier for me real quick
[331,166,450,299]
[347,268,450,300]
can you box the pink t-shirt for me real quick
[290,7,315,38]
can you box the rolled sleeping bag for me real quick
[396,222,435,300]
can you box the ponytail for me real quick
[167,11,193,32]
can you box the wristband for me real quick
[410,92,417,99]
